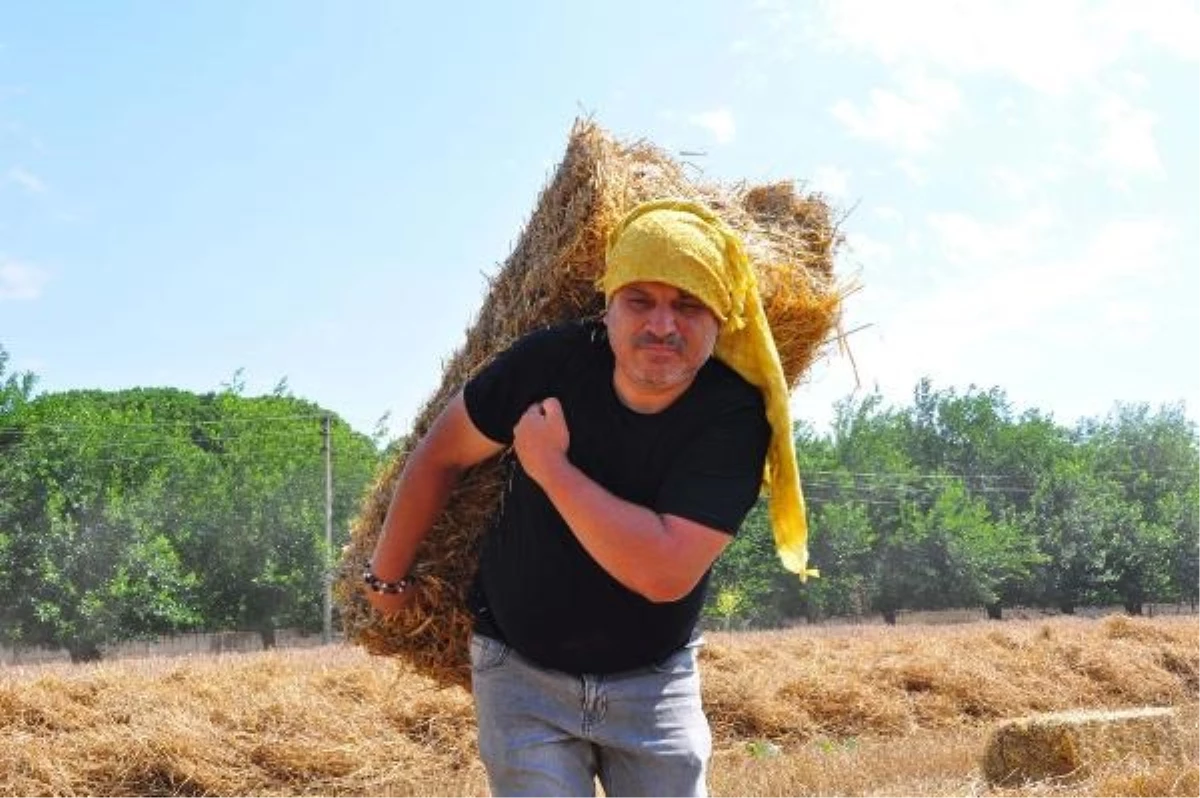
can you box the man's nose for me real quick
[646,304,678,336]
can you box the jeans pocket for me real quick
[469,634,511,673]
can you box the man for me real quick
[363,199,811,797]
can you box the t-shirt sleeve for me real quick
[462,325,573,446]
[655,401,770,535]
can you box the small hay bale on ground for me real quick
[332,118,851,689]
[981,706,1186,786]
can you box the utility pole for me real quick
[322,415,334,644]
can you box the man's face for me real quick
[604,281,720,404]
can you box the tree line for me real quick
[2,347,1197,658]
[708,379,1199,628]
[0,348,383,661]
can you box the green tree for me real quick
[828,391,921,623]
[1165,480,1200,608]
[800,496,874,619]
[911,480,1040,610]
[704,499,780,629]
[1077,402,1198,612]
[0,346,41,646]
[1025,460,1130,613]
[900,380,1070,616]
[29,482,200,661]
[695,381,1195,628]
[167,388,380,644]
[0,389,207,659]
[0,379,381,658]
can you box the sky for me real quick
[2,0,1197,442]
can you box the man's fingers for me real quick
[366,589,412,619]
[523,398,559,419]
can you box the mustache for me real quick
[633,331,683,351]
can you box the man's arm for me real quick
[514,398,732,603]
[366,392,504,615]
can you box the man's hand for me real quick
[513,397,570,486]
[363,583,416,618]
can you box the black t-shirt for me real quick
[463,320,769,675]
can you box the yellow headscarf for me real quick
[600,199,818,580]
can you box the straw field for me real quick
[2,614,1195,797]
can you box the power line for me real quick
[0,418,329,460]
[1,435,1188,486]
[0,412,330,437]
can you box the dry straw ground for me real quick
[1,614,1195,797]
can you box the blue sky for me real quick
[2,0,1197,440]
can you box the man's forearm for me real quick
[536,458,690,602]
[370,442,464,582]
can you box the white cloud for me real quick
[831,72,960,152]
[844,215,1174,400]
[1078,217,1173,282]
[810,164,850,197]
[817,0,1195,95]
[1102,299,1153,341]
[1091,91,1163,185]
[926,206,1060,271]
[984,162,1069,201]
[740,0,1198,110]
[986,167,1037,201]
[874,206,904,224]
[8,166,47,195]
[909,215,1167,343]
[689,109,737,144]
[753,0,796,31]
[1094,0,1200,63]
[902,211,1171,357]
[894,158,929,186]
[1115,70,1151,92]
[844,231,893,267]
[0,258,48,301]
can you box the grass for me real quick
[1,614,1195,796]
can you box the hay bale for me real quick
[981,706,1186,786]
[332,118,850,689]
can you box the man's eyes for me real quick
[623,295,705,314]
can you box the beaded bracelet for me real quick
[362,565,411,594]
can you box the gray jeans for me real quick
[469,633,712,797]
